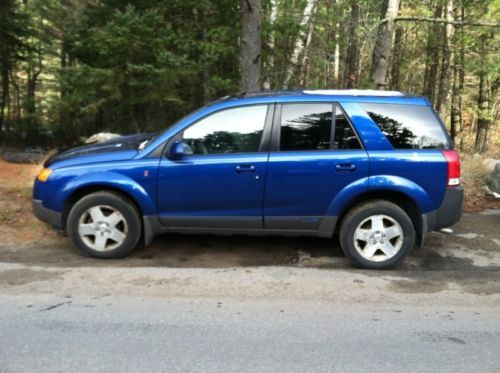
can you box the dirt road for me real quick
[1,209,499,306]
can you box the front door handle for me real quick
[335,163,356,172]
[235,165,256,174]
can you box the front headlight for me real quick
[37,167,53,182]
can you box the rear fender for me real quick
[323,175,433,243]
[368,175,434,213]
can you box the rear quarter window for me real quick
[360,103,450,149]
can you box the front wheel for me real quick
[66,191,141,258]
[339,200,415,269]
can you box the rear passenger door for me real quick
[263,103,369,231]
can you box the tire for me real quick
[66,191,141,259]
[339,200,415,269]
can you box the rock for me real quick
[483,158,500,172]
[486,163,500,194]
[456,233,479,239]
[85,132,121,144]
[473,153,482,160]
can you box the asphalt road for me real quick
[1,295,500,373]
[1,210,499,372]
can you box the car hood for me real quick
[45,133,157,168]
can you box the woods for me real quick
[0,0,498,151]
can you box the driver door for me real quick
[156,104,272,230]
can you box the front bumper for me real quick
[32,199,63,230]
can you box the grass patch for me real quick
[6,184,32,200]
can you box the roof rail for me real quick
[303,89,405,96]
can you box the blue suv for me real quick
[33,90,463,269]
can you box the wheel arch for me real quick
[334,190,422,237]
[60,174,155,230]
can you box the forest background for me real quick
[0,0,498,153]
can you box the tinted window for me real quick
[361,103,450,149]
[334,106,362,150]
[183,105,267,154]
[280,104,332,151]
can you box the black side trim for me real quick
[265,216,322,230]
[158,216,262,229]
[143,215,338,245]
[32,199,63,230]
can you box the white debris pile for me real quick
[85,132,121,144]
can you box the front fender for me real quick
[57,171,157,215]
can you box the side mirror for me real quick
[169,140,192,159]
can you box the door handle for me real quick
[235,165,256,173]
[335,163,356,172]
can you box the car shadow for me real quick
[0,233,347,269]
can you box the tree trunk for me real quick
[450,64,459,142]
[0,65,9,140]
[241,0,262,93]
[423,1,443,104]
[475,73,491,153]
[263,0,277,90]
[475,34,492,153]
[436,0,454,120]
[458,1,465,133]
[450,1,463,143]
[333,19,340,87]
[298,10,316,87]
[25,72,38,138]
[282,0,317,89]
[344,0,359,88]
[390,26,403,90]
[369,0,400,90]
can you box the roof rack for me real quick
[236,89,407,99]
[239,90,303,98]
[303,89,405,96]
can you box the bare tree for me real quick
[263,0,277,90]
[436,0,454,120]
[423,1,443,103]
[298,9,316,87]
[370,0,400,89]
[450,1,465,142]
[475,32,493,153]
[344,0,359,88]
[241,0,262,93]
[282,0,317,89]
[390,26,403,90]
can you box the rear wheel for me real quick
[67,191,141,258]
[339,200,415,269]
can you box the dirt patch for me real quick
[0,269,64,286]
[0,159,50,244]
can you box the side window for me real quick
[360,103,450,149]
[183,105,268,154]
[279,103,362,151]
[333,105,362,150]
[280,103,332,151]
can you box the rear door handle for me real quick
[335,163,356,172]
[235,165,256,173]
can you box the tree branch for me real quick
[386,16,500,28]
